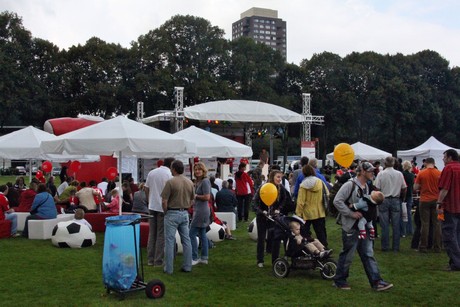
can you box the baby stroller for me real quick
[269,215,337,279]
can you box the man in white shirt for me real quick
[375,156,407,252]
[97,177,109,197]
[145,157,174,266]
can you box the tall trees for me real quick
[228,37,285,103]
[134,15,230,116]
[0,11,34,127]
[1,10,460,155]
[60,37,131,118]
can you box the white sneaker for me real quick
[257,263,264,268]
[192,259,200,266]
[200,259,208,265]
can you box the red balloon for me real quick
[42,161,52,173]
[35,170,43,179]
[70,160,81,173]
[106,167,118,181]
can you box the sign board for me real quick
[301,141,316,158]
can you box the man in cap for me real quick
[333,162,393,291]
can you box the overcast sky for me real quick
[2,0,460,67]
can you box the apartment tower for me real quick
[232,7,287,58]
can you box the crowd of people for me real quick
[2,148,460,290]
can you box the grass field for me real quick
[0,175,458,306]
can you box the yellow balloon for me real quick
[333,143,355,168]
[260,183,278,206]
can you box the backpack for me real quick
[327,179,356,217]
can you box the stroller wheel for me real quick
[273,258,290,278]
[320,260,337,280]
[145,279,166,299]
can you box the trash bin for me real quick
[103,214,141,290]
[102,214,165,299]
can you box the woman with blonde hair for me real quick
[190,162,211,265]
[401,160,415,236]
[296,164,329,248]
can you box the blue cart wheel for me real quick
[146,280,165,299]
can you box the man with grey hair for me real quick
[145,157,175,267]
[375,156,407,252]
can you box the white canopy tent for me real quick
[397,136,459,171]
[0,126,99,182]
[174,125,253,158]
[183,100,303,123]
[40,116,196,215]
[326,142,391,162]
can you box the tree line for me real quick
[1,11,459,158]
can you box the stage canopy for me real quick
[183,100,303,123]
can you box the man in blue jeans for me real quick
[161,160,195,274]
[333,162,393,291]
[375,156,407,252]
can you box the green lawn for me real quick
[0,175,458,306]
[1,218,457,306]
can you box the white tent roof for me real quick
[40,116,196,158]
[174,125,253,158]
[40,116,196,215]
[0,126,99,162]
[184,100,303,123]
[397,136,459,171]
[326,142,391,161]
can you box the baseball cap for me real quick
[357,162,375,173]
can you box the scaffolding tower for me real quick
[301,93,324,141]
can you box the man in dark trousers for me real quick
[437,149,460,271]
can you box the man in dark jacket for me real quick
[215,181,237,213]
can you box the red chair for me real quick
[0,220,12,239]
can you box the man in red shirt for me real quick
[0,185,19,237]
[414,157,442,252]
[437,149,460,271]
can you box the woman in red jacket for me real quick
[234,163,254,222]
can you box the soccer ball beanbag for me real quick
[52,221,96,248]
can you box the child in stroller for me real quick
[271,215,337,279]
[288,220,332,259]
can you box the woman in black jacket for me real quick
[253,169,293,268]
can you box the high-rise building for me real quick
[232,7,287,58]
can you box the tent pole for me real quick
[29,159,32,183]
[118,152,123,216]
